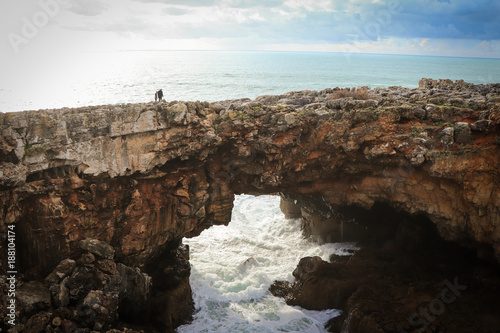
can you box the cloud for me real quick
[60,0,500,43]
[133,0,217,6]
[68,0,109,16]
[477,40,494,53]
[162,7,191,15]
[25,0,499,58]
[221,0,283,8]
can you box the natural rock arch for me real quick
[1,79,500,331]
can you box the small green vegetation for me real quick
[235,111,254,121]
[411,126,424,136]
[212,123,222,135]
[25,144,46,157]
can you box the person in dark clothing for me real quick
[156,89,164,102]
[155,91,158,102]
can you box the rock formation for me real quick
[1,79,499,331]
[272,200,500,332]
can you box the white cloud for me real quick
[477,40,493,52]
[1,0,499,59]
[68,0,109,16]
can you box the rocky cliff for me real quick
[1,79,499,331]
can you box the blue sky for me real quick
[1,0,499,59]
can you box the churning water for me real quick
[177,195,357,333]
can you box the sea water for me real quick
[177,195,357,333]
[1,51,499,112]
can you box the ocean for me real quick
[1,51,499,112]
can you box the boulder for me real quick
[79,239,115,260]
[280,197,302,219]
[17,281,51,318]
[23,311,52,333]
[116,264,152,322]
[439,127,454,148]
[471,119,493,132]
[413,108,427,120]
[426,104,444,122]
[49,277,70,308]
[406,146,428,166]
[81,290,119,329]
[44,259,76,286]
[454,122,473,144]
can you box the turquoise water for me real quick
[1,51,499,112]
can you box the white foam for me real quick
[177,194,356,332]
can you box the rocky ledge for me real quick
[1,78,499,331]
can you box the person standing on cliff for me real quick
[156,89,164,102]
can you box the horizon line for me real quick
[86,49,500,60]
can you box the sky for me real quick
[1,0,499,60]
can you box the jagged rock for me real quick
[79,239,115,260]
[81,290,119,329]
[407,146,428,166]
[146,242,193,330]
[49,277,70,308]
[270,256,355,310]
[292,256,324,282]
[169,103,188,124]
[413,108,426,119]
[17,281,51,318]
[439,127,455,148]
[66,266,105,302]
[454,122,473,144]
[44,259,76,286]
[396,104,414,120]
[23,311,52,333]
[116,264,152,323]
[16,246,159,332]
[471,119,493,132]
[275,245,500,333]
[96,259,119,275]
[79,253,95,266]
[279,197,301,219]
[426,103,444,122]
